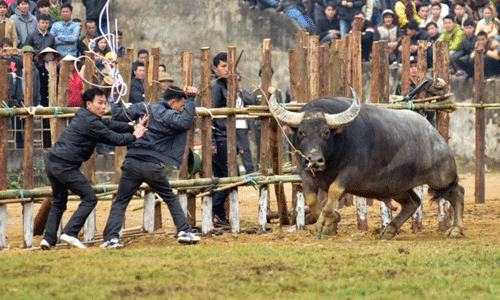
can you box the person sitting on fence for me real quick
[373,9,402,64]
[101,85,201,249]
[315,2,340,43]
[451,19,477,76]
[438,14,465,74]
[0,1,18,47]
[39,88,148,250]
[455,30,500,79]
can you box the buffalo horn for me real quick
[268,91,304,128]
[325,87,361,129]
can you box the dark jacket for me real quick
[315,15,340,40]
[211,76,227,144]
[50,107,136,164]
[461,35,477,56]
[2,55,24,104]
[82,0,108,20]
[112,98,196,168]
[34,12,58,31]
[25,29,57,54]
[129,77,145,104]
[32,65,41,106]
[333,0,366,21]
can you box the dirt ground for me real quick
[3,171,500,250]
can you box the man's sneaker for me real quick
[60,234,86,249]
[177,231,201,244]
[100,238,124,249]
[40,239,54,250]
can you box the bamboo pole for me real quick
[474,49,485,204]
[401,36,411,96]
[200,47,213,235]
[178,51,196,227]
[0,60,8,249]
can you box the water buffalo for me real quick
[269,88,464,240]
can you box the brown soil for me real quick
[4,172,500,249]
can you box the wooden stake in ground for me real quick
[0,60,7,249]
[474,49,485,204]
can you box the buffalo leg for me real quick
[444,183,465,238]
[315,181,344,235]
[302,178,321,218]
[380,190,420,240]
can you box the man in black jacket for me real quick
[129,62,145,104]
[40,88,148,250]
[24,14,56,54]
[101,86,200,248]
[451,19,476,76]
[315,3,340,43]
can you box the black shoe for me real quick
[213,215,230,227]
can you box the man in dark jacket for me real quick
[451,19,476,76]
[101,86,201,248]
[40,88,148,250]
[24,14,57,54]
[397,20,429,57]
[351,12,374,61]
[333,0,366,36]
[129,62,145,103]
[315,3,340,42]
[82,0,107,34]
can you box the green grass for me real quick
[1,237,500,299]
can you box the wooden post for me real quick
[226,47,240,233]
[330,40,343,96]
[145,47,159,103]
[82,51,96,242]
[0,60,7,249]
[319,44,331,97]
[200,47,213,235]
[344,34,352,96]
[353,16,363,32]
[370,42,381,104]
[433,41,452,231]
[474,49,485,204]
[178,51,197,227]
[258,185,269,233]
[401,36,411,95]
[309,35,320,100]
[114,48,134,184]
[379,41,389,103]
[22,53,34,248]
[143,192,155,233]
[295,30,309,103]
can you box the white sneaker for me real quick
[100,238,124,249]
[177,231,201,244]
[40,239,54,250]
[60,234,86,248]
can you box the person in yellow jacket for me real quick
[438,14,465,73]
[394,0,422,29]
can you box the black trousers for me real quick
[103,157,191,241]
[236,129,255,174]
[212,139,229,220]
[43,157,97,245]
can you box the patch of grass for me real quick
[1,238,500,299]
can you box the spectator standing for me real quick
[39,88,148,250]
[158,72,173,99]
[438,14,465,72]
[315,2,341,42]
[129,62,145,104]
[9,0,37,47]
[82,0,108,34]
[0,1,18,46]
[25,14,56,54]
[475,7,499,41]
[374,9,402,64]
[77,20,96,56]
[235,74,255,175]
[50,3,79,56]
[334,0,366,36]
[35,0,58,30]
[62,54,83,107]
[48,0,61,21]
[116,30,125,57]
[131,49,148,78]
[7,0,36,18]
[417,5,430,28]
[451,19,477,76]
[428,0,449,18]
[395,0,422,30]
[211,52,231,227]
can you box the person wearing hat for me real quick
[158,72,173,99]
[24,14,57,54]
[374,9,402,64]
[101,85,201,249]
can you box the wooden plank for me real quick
[288,49,299,224]
[309,35,320,100]
[330,40,342,96]
[401,36,411,95]
[378,41,389,103]
[143,192,155,233]
[23,53,34,248]
[48,60,58,143]
[342,34,350,96]
[351,31,362,100]
[370,42,381,104]
[295,30,309,103]
[474,49,485,204]
[0,60,7,249]
[83,209,96,242]
[258,185,268,233]
[146,47,160,104]
[319,44,330,97]
[200,47,213,235]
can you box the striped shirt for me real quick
[50,20,80,56]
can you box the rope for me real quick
[19,191,25,203]
[102,185,108,196]
[407,100,415,110]
[245,176,258,190]
[53,107,61,118]
[1,101,13,116]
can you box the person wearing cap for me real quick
[101,85,201,249]
[158,72,173,99]
[374,9,402,64]
[24,14,57,54]
[395,56,435,125]
[0,0,18,47]
[9,0,38,47]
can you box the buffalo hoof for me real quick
[315,211,341,235]
[445,226,464,239]
[380,224,398,240]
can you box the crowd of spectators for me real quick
[245,0,500,78]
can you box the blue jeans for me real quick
[340,19,352,36]
[285,7,316,31]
